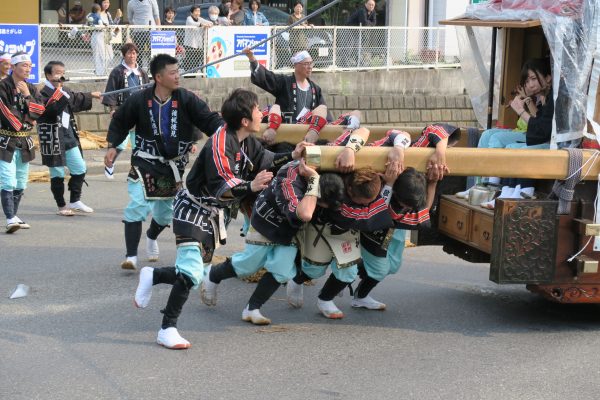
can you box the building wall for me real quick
[0,0,39,24]
[64,68,478,133]
[388,0,408,26]
[389,0,469,28]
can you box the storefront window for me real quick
[41,0,68,23]
[41,0,124,24]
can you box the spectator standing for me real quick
[89,0,122,76]
[217,4,232,26]
[98,0,122,24]
[163,6,175,25]
[184,5,212,72]
[244,0,269,26]
[288,1,308,25]
[347,0,377,26]
[345,0,377,67]
[207,6,219,25]
[288,1,309,56]
[229,0,245,26]
[127,0,161,69]
[207,5,228,26]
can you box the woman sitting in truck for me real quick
[457,57,553,208]
[479,57,553,151]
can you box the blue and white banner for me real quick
[206,26,270,78]
[150,31,177,57]
[0,24,41,83]
[234,33,268,56]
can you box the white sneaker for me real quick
[200,265,217,306]
[317,299,344,319]
[134,267,154,308]
[69,200,94,213]
[352,295,386,310]
[14,216,30,229]
[156,327,191,350]
[104,165,115,180]
[146,236,159,262]
[241,305,271,325]
[455,185,476,199]
[121,256,137,270]
[6,217,20,234]
[286,280,304,308]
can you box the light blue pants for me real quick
[478,128,550,149]
[116,131,136,151]
[232,243,298,283]
[0,149,29,191]
[302,259,358,283]
[48,147,87,178]
[175,244,207,288]
[123,179,173,225]
[361,229,406,281]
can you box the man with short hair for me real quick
[37,61,102,216]
[133,88,309,349]
[345,0,378,67]
[104,54,223,270]
[243,47,329,144]
[347,0,377,26]
[102,43,150,178]
[0,53,45,233]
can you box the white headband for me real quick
[0,53,11,62]
[11,54,31,65]
[291,51,311,65]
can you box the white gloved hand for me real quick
[347,115,360,130]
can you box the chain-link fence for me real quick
[276,26,459,71]
[40,24,459,80]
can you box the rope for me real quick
[550,148,583,214]
[567,175,600,263]
[0,128,34,138]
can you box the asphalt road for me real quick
[2,174,600,400]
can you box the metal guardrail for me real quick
[39,24,460,80]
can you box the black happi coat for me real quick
[360,131,432,257]
[319,194,394,234]
[37,85,92,167]
[107,85,223,181]
[249,60,326,123]
[174,126,293,250]
[0,77,45,163]
[251,161,306,246]
[102,63,150,110]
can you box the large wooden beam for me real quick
[304,146,600,180]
